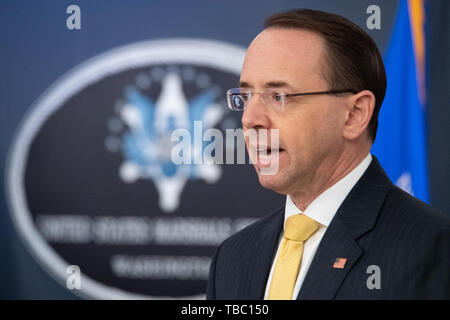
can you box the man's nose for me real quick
[241,95,271,129]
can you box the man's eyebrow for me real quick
[238,81,294,89]
[238,81,252,88]
[264,81,293,89]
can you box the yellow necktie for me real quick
[268,214,320,300]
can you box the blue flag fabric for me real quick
[371,0,429,202]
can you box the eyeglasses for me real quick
[226,88,357,112]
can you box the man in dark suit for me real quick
[207,9,450,300]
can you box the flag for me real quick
[371,0,429,202]
[333,258,347,269]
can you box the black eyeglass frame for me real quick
[278,89,358,98]
[226,88,358,111]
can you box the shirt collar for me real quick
[285,153,372,227]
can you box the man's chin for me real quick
[257,172,289,195]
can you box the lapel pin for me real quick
[333,258,347,269]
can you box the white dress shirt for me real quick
[263,153,373,300]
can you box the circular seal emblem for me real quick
[6,39,283,299]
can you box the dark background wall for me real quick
[426,0,450,215]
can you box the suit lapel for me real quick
[245,207,284,299]
[296,217,363,299]
[297,156,393,299]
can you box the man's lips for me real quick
[249,145,285,153]
[248,145,286,168]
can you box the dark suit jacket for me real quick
[207,157,450,299]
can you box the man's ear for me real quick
[343,90,375,141]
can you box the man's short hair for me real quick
[265,9,387,141]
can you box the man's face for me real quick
[241,27,349,195]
